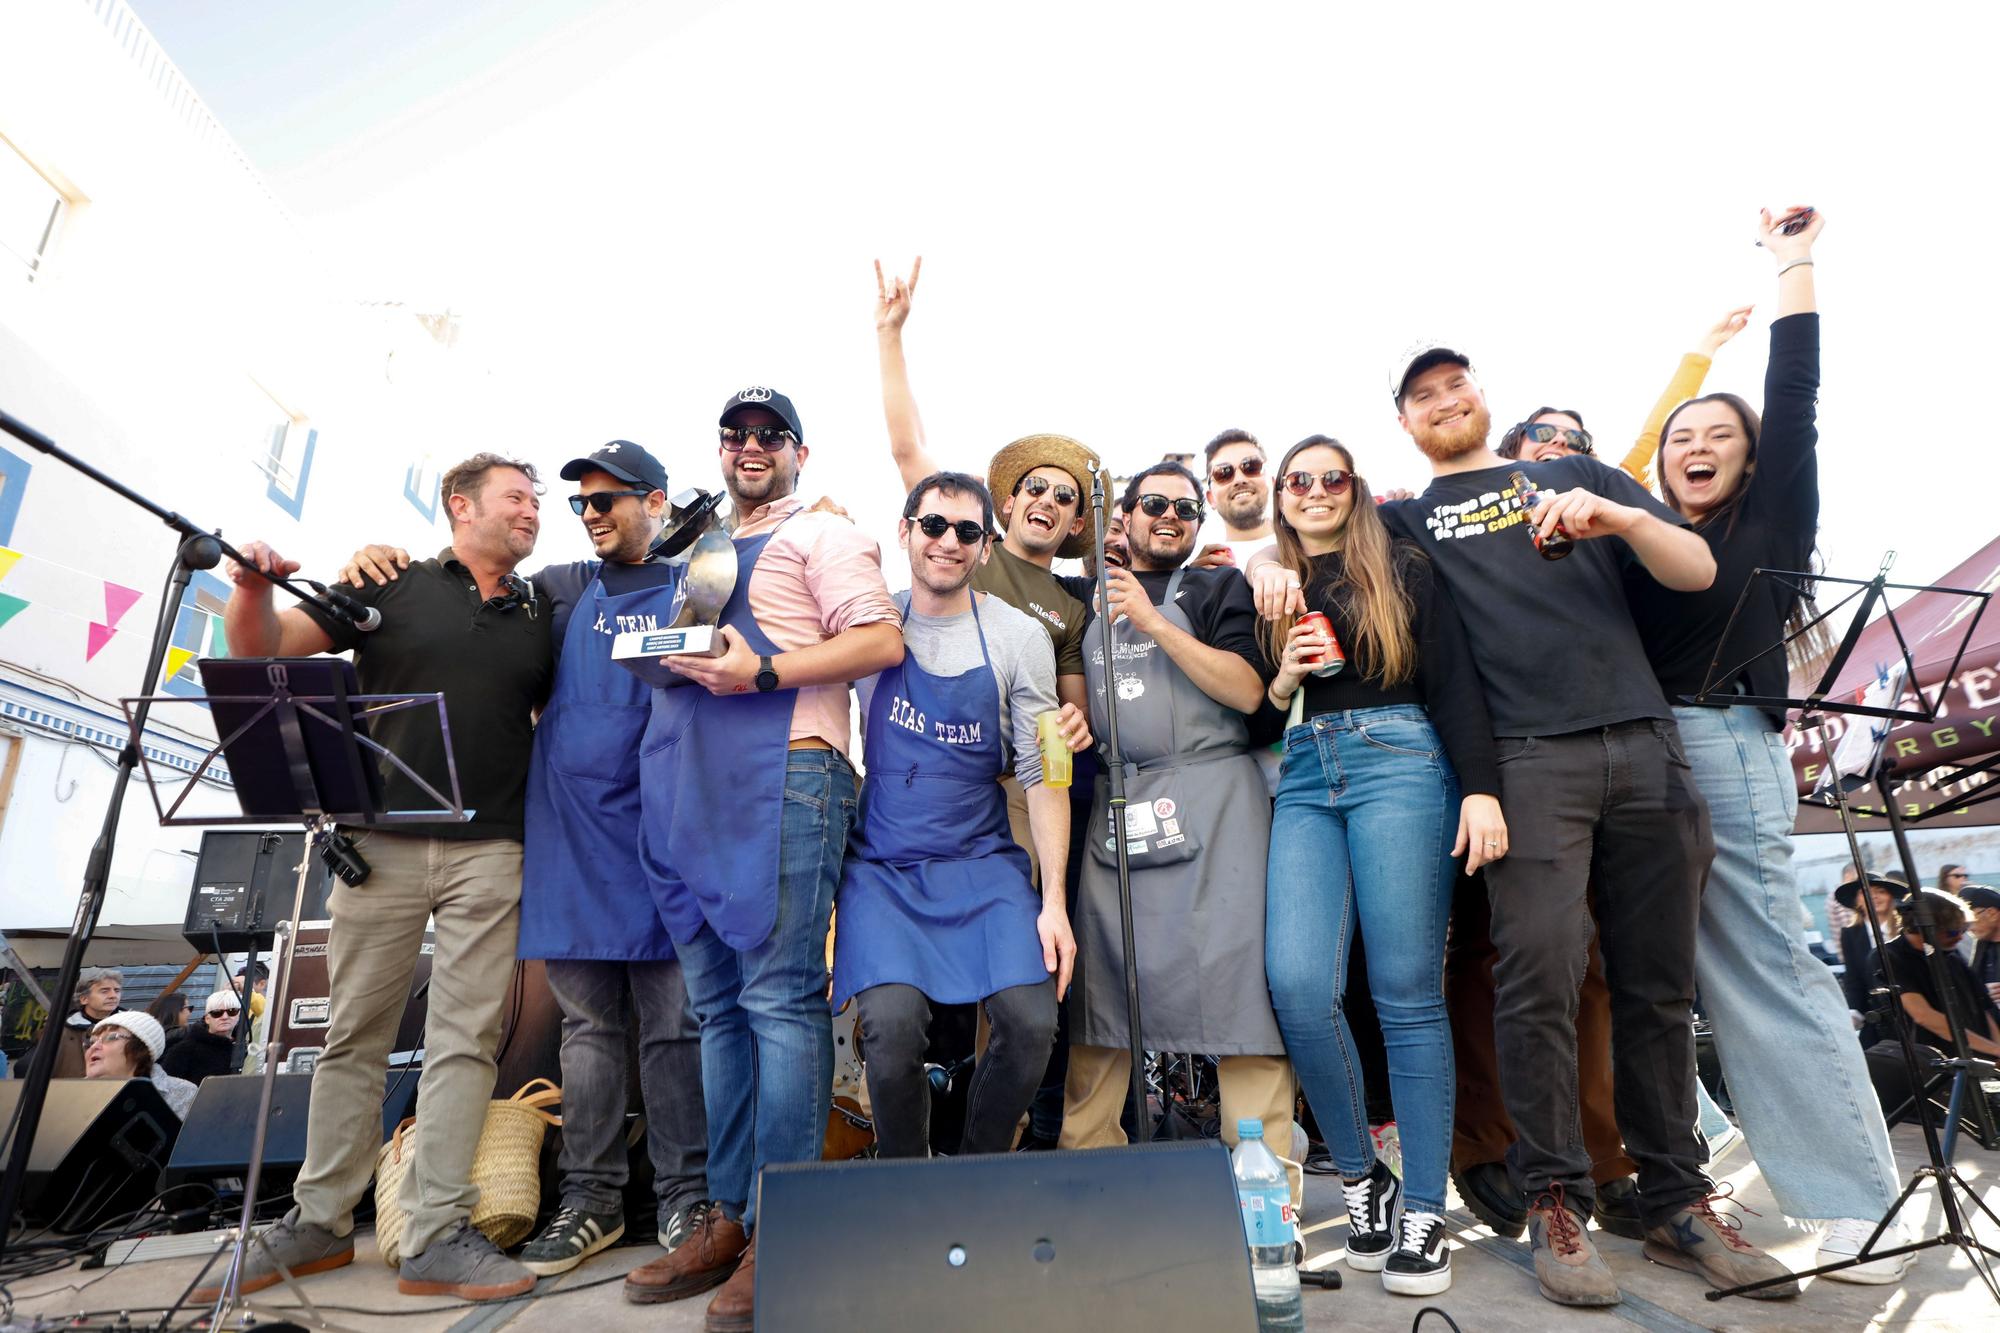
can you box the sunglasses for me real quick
[1523,423,1594,455]
[1282,469,1353,497]
[913,513,988,545]
[719,426,798,451]
[1135,494,1204,522]
[1209,457,1266,484]
[1014,475,1080,507]
[209,1008,242,1018]
[568,490,651,516]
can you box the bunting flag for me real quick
[103,581,142,628]
[85,622,118,661]
[0,592,26,629]
[0,547,19,581]
[164,646,196,681]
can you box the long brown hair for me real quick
[1260,436,1417,685]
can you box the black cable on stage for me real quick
[1410,1307,1463,1332]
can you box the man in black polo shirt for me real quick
[207,451,553,1305]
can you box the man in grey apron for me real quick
[1063,461,1300,1209]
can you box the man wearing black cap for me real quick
[1963,884,2000,1010]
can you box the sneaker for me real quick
[1370,1120,1403,1179]
[1817,1217,1916,1285]
[1340,1159,1402,1272]
[398,1220,537,1301]
[1642,1190,1799,1299]
[1450,1161,1525,1239]
[1591,1175,1645,1240]
[1382,1210,1451,1296]
[520,1202,625,1277]
[188,1207,354,1302]
[624,1201,746,1305]
[1527,1188,1620,1307]
[660,1198,713,1254]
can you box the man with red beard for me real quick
[1365,346,1795,1307]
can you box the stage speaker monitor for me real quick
[754,1140,1258,1332]
[0,1078,180,1232]
[185,829,334,953]
[161,1070,423,1192]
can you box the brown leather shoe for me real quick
[704,1234,756,1332]
[623,1203,745,1305]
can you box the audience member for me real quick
[161,990,243,1084]
[84,1011,196,1119]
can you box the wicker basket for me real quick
[373,1078,563,1266]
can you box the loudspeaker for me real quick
[753,1141,1258,1332]
[161,1070,422,1195]
[0,1078,180,1231]
[185,829,334,952]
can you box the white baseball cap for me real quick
[1389,340,1474,404]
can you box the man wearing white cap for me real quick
[161,991,243,1084]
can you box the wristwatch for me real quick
[755,654,780,693]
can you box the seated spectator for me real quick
[1961,884,2000,1012]
[52,967,125,1078]
[147,992,193,1050]
[84,1011,196,1119]
[1874,890,2000,1059]
[1835,873,1901,1034]
[161,991,242,1084]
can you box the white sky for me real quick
[139,0,2000,595]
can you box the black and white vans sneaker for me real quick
[1382,1210,1452,1295]
[519,1203,625,1277]
[1340,1159,1402,1272]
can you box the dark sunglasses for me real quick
[1014,475,1080,507]
[568,490,651,515]
[209,1008,241,1018]
[914,513,988,545]
[1209,457,1266,484]
[719,426,798,451]
[1135,494,1204,522]
[1282,469,1353,497]
[1523,423,1594,455]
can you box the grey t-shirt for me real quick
[859,592,1059,787]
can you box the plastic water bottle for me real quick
[1233,1117,1303,1331]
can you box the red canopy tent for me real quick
[1784,535,2000,831]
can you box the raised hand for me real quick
[874,256,922,334]
[1698,305,1755,357]
[1757,205,1824,262]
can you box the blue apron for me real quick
[831,597,1048,1010]
[637,524,798,951]
[521,568,680,961]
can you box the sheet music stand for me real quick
[1685,557,1999,1303]
[123,657,470,1331]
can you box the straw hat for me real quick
[986,434,1104,560]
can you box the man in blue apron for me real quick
[621,387,903,1333]
[513,442,710,1276]
[831,472,1077,1158]
[1064,462,1301,1211]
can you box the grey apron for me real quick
[1072,566,1283,1056]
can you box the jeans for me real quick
[1265,707,1459,1214]
[673,749,856,1233]
[545,959,708,1227]
[1674,704,1899,1219]
[1483,721,1715,1228]
[857,980,1057,1157]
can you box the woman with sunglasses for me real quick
[84,1011,197,1119]
[1625,208,1908,1282]
[1252,435,1504,1296]
[161,990,246,1084]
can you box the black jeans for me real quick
[1483,721,1714,1228]
[858,980,1058,1157]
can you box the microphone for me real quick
[308,580,382,633]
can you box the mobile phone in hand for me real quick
[1778,207,1815,236]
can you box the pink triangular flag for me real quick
[86,621,117,661]
[103,581,142,628]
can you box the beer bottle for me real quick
[1509,470,1574,561]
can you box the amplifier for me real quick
[184,829,333,953]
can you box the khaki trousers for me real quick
[1060,1043,1302,1208]
[291,832,523,1257]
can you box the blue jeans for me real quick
[1266,707,1459,1213]
[673,749,856,1233]
[1674,704,1899,1219]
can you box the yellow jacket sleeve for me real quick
[1619,352,1712,485]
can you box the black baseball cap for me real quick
[1961,884,2000,912]
[560,440,669,495]
[719,386,804,442]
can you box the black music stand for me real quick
[1685,557,2000,1303]
[122,657,469,1331]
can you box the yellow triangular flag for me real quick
[0,548,19,582]
[164,645,196,682]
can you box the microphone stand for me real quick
[0,406,366,1240]
[1088,462,1149,1137]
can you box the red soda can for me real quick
[1295,611,1346,678]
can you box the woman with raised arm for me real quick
[1626,208,1909,1284]
[1251,435,1504,1298]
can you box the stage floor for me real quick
[8,1123,1993,1331]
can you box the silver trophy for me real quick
[612,528,736,664]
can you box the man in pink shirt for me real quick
[624,387,901,1332]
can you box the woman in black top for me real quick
[1629,208,1907,1277]
[1253,435,1502,1297]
